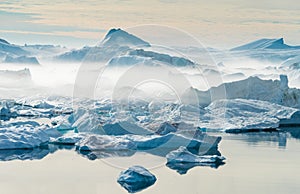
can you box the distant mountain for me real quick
[56,28,197,67]
[99,28,150,47]
[231,38,300,51]
[0,38,29,56]
[56,28,151,63]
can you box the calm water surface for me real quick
[0,131,299,194]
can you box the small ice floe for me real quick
[117,166,156,193]
[166,146,225,174]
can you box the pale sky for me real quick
[0,0,299,49]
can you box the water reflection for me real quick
[77,149,136,160]
[224,131,288,148]
[280,127,300,139]
[0,145,71,162]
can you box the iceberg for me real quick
[279,110,300,127]
[166,146,225,163]
[117,166,156,193]
[200,99,298,132]
[76,134,137,151]
[4,55,40,65]
[132,133,221,156]
[166,146,225,174]
[0,124,59,149]
[56,28,150,63]
[52,128,222,158]
[185,75,300,108]
[50,133,84,145]
[71,108,104,133]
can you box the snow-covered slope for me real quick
[231,38,300,51]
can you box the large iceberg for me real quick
[199,99,298,132]
[185,75,300,108]
[0,123,60,149]
[117,166,156,193]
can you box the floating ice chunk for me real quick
[50,133,84,145]
[0,125,52,149]
[117,166,156,193]
[133,133,218,151]
[76,134,137,151]
[166,146,225,163]
[200,99,298,132]
[166,146,225,174]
